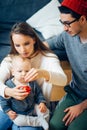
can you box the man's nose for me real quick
[64,25,69,31]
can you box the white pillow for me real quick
[26,0,63,39]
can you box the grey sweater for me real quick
[47,31,87,99]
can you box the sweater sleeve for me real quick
[40,53,67,86]
[0,57,12,97]
[39,53,67,101]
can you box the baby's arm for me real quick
[0,96,11,113]
[0,96,17,120]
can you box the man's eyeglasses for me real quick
[59,19,78,27]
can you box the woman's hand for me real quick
[63,103,84,126]
[25,68,50,82]
[5,86,29,100]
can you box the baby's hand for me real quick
[7,110,17,120]
[38,102,47,113]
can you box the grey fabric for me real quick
[47,31,87,99]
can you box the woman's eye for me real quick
[15,44,20,47]
[25,42,30,46]
[26,70,29,73]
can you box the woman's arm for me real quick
[0,57,11,97]
[40,53,67,86]
[25,53,67,86]
[24,53,67,100]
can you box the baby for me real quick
[0,55,49,130]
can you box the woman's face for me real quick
[12,34,36,58]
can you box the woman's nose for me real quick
[20,46,26,52]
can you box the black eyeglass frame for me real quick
[59,19,78,27]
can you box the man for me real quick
[45,0,87,130]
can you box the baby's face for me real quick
[12,60,31,83]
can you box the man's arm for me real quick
[43,34,68,61]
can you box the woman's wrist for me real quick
[42,70,50,81]
[4,87,12,98]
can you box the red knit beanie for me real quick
[61,0,87,16]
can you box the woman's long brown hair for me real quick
[10,22,53,57]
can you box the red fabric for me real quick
[61,0,87,16]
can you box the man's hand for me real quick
[43,41,49,48]
[63,104,84,126]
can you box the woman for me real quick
[0,22,67,130]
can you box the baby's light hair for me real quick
[11,55,31,69]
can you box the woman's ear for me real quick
[33,38,36,44]
[11,69,14,76]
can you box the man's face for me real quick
[60,13,82,36]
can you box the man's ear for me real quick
[80,15,87,23]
